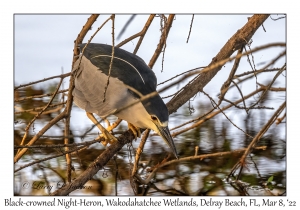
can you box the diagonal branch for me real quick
[167,14,270,114]
[148,14,175,69]
[66,14,100,183]
[116,14,155,54]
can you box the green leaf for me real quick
[267,175,274,183]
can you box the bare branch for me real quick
[15,145,86,173]
[103,15,115,102]
[117,14,136,40]
[218,48,243,105]
[131,129,150,176]
[50,129,138,196]
[16,78,64,158]
[231,80,248,113]
[234,67,283,78]
[64,14,101,181]
[257,83,286,92]
[148,14,175,69]
[186,14,194,43]
[167,15,271,114]
[14,102,66,114]
[15,89,68,102]
[170,88,263,137]
[142,146,267,185]
[133,15,155,54]
[229,101,286,180]
[203,91,253,139]
[72,14,99,66]
[14,72,71,90]
[270,14,286,21]
[276,112,286,125]
[14,138,102,149]
[158,66,205,86]
[14,111,67,163]
[116,14,155,52]
[246,63,286,111]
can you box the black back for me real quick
[79,43,157,96]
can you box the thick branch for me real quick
[51,130,135,195]
[167,14,270,114]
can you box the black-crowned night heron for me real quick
[72,43,178,159]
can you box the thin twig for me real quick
[158,43,286,97]
[231,80,248,113]
[15,89,69,102]
[234,68,282,78]
[276,112,286,125]
[133,14,155,54]
[148,14,175,69]
[142,146,267,185]
[64,14,102,181]
[24,79,63,120]
[218,48,243,105]
[14,102,66,114]
[158,67,201,94]
[77,16,112,72]
[117,14,136,40]
[116,14,155,52]
[158,66,205,86]
[73,14,99,66]
[203,91,253,139]
[200,43,285,75]
[16,78,64,157]
[103,14,115,102]
[228,50,286,92]
[15,145,86,173]
[159,15,168,72]
[14,138,102,149]
[222,98,274,110]
[257,83,286,92]
[186,14,194,43]
[165,43,285,113]
[14,72,71,90]
[270,15,286,21]
[14,111,67,163]
[229,101,286,180]
[131,129,150,176]
[246,63,286,112]
[170,88,263,137]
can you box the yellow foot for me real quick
[86,112,118,146]
[96,130,117,146]
[127,123,141,140]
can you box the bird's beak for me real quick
[157,126,179,159]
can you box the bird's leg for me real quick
[127,122,141,140]
[106,118,123,132]
[86,112,117,146]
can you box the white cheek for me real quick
[161,121,168,127]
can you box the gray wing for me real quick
[72,56,128,117]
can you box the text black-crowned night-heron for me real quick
[72,43,178,159]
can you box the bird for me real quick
[72,43,178,159]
